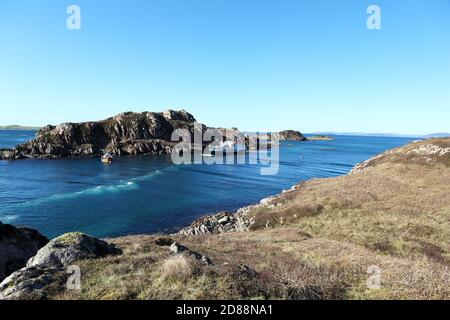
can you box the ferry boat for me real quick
[208,141,246,155]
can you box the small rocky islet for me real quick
[307,135,334,141]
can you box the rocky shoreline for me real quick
[177,184,299,236]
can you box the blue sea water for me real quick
[0,130,36,148]
[0,130,415,238]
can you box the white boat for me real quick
[101,152,114,164]
[208,141,246,154]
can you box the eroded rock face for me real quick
[27,232,121,268]
[0,222,48,282]
[0,110,204,160]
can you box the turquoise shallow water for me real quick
[0,130,414,238]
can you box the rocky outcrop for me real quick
[0,222,48,282]
[0,232,121,299]
[177,185,301,236]
[276,130,307,141]
[351,138,450,172]
[0,109,204,160]
[242,130,307,150]
[178,211,253,236]
[27,232,121,268]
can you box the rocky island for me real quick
[1,138,450,300]
[307,135,334,141]
[0,110,202,160]
[276,130,307,141]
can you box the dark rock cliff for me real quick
[0,110,203,160]
[0,222,48,281]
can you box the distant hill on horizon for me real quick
[422,133,450,138]
[0,125,41,130]
[309,132,422,138]
[309,132,450,139]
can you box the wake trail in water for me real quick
[14,169,164,208]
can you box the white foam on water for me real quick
[0,214,19,223]
[19,170,163,207]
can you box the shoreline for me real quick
[175,184,300,237]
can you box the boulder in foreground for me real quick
[27,232,121,268]
[0,232,121,299]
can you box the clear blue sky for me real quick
[0,0,449,134]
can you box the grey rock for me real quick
[0,222,48,281]
[169,242,189,254]
[1,232,121,299]
[178,210,254,236]
[169,242,212,266]
[0,265,67,300]
[27,232,121,268]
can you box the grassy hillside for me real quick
[51,138,450,300]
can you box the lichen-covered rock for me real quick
[0,109,205,160]
[0,222,48,281]
[0,265,67,300]
[0,232,121,299]
[27,232,121,268]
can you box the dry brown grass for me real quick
[159,255,193,282]
[247,158,450,264]
[52,226,450,300]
